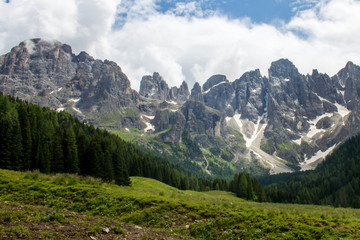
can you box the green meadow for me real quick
[1,169,360,239]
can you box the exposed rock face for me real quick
[0,38,140,128]
[190,82,203,102]
[335,61,360,110]
[151,109,186,144]
[169,81,190,103]
[232,69,267,122]
[139,73,189,103]
[181,100,222,135]
[2,39,360,177]
[202,75,234,115]
[139,72,170,101]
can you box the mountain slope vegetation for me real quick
[1,169,360,239]
[0,92,208,189]
[0,92,266,201]
[2,39,360,178]
[265,133,360,208]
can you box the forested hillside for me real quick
[0,93,206,189]
[0,92,265,200]
[265,134,360,208]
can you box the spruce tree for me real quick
[63,125,79,174]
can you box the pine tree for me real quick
[63,125,79,174]
[52,127,64,172]
[17,102,32,170]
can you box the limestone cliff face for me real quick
[139,73,189,103]
[139,72,170,101]
[2,39,360,176]
[0,38,140,127]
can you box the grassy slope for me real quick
[1,169,360,239]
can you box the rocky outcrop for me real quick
[139,73,189,103]
[139,72,170,101]
[190,82,203,102]
[2,39,360,176]
[169,81,190,103]
[202,75,234,115]
[232,69,267,122]
[0,38,140,128]
[334,61,360,110]
[181,100,222,136]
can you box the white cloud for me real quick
[1,0,360,91]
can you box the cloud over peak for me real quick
[1,0,360,90]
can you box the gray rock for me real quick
[232,69,267,122]
[202,75,234,114]
[190,82,203,102]
[3,39,360,176]
[0,38,140,128]
[169,81,190,103]
[139,72,170,101]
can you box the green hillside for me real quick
[1,169,360,239]
[0,93,214,191]
[0,92,266,201]
[265,134,360,208]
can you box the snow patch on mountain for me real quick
[306,113,333,139]
[166,100,178,105]
[141,115,155,133]
[226,113,292,174]
[72,107,82,114]
[202,81,227,94]
[144,122,155,133]
[69,98,81,103]
[293,138,302,145]
[50,87,63,94]
[300,144,337,171]
[334,102,351,118]
[142,114,155,120]
[245,117,267,148]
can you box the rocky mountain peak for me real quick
[0,38,140,127]
[336,61,360,85]
[2,39,360,177]
[202,75,234,115]
[202,74,228,92]
[139,72,170,101]
[0,38,75,77]
[179,81,189,93]
[269,58,300,80]
[309,69,343,104]
[344,61,356,71]
[169,80,190,103]
[75,51,94,62]
[190,82,203,102]
[232,69,267,121]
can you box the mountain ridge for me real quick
[1,38,360,178]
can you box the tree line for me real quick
[0,92,265,201]
[265,134,360,208]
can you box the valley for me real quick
[1,169,360,239]
[1,38,360,239]
[2,39,360,178]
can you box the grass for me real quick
[1,169,360,239]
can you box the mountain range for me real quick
[1,38,360,178]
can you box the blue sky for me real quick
[158,0,295,23]
[115,0,318,30]
[1,0,360,90]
